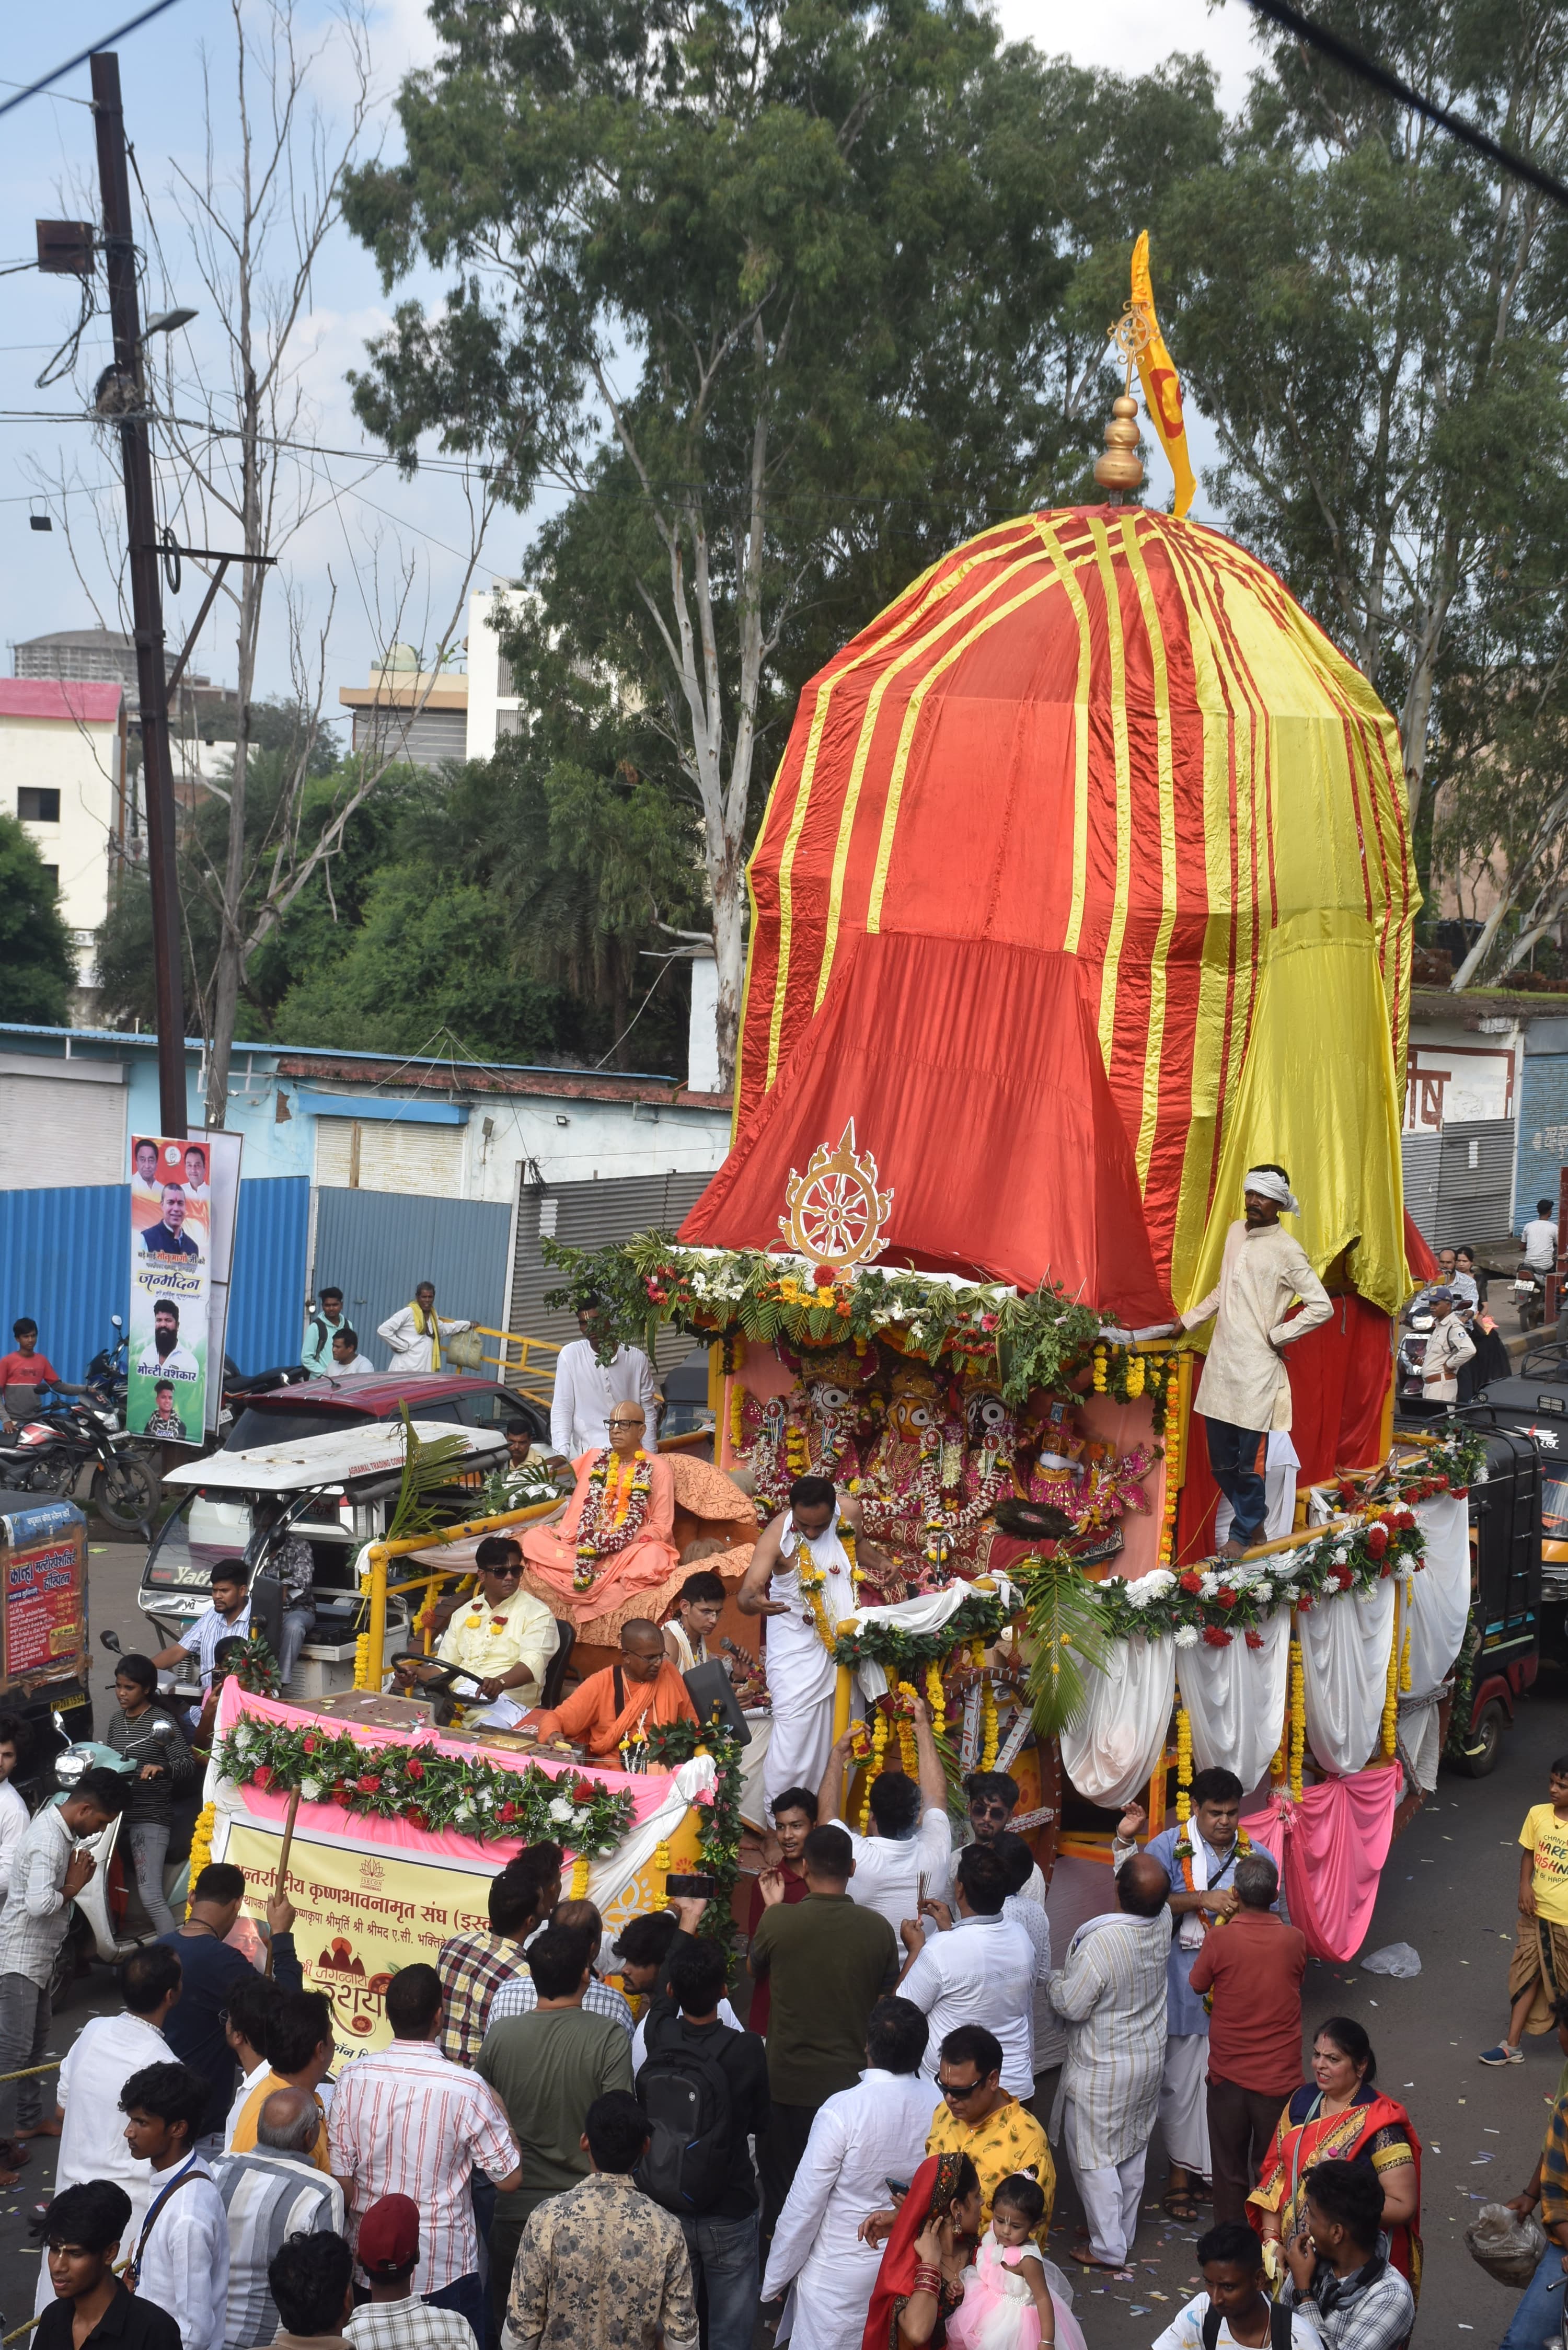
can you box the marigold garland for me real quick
[925,1662,947,1741]
[1157,1369,1182,1565]
[216,1717,636,1849]
[1380,1596,1400,1759]
[569,1856,591,1897]
[642,1718,744,1959]
[574,1448,653,1592]
[1288,1637,1307,1802]
[979,1676,999,1772]
[729,1378,747,1455]
[186,1801,216,1914]
[1174,1706,1193,1825]
[895,1682,919,1773]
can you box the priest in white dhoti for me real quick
[377,1281,470,1374]
[1046,1852,1170,2271]
[1111,1768,1247,2225]
[737,1475,867,1821]
[760,1996,936,2350]
[549,1305,658,1455]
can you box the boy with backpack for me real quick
[1150,2221,1316,2350]
[635,1936,769,2350]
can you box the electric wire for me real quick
[0,0,188,122]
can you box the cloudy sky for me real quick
[0,0,1261,721]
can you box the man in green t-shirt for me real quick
[1483,1755,1568,2064]
[750,1821,899,2251]
[476,1920,633,2326]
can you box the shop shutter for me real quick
[0,1074,125,1188]
[313,1116,465,1196]
[507,1169,714,1375]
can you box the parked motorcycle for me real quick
[1515,1262,1549,1333]
[83,1313,130,1416]
[0,1393,162,1530]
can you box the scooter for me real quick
[0,1393,162,1531]
[1515,1262,1548,1332]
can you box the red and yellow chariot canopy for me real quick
[685,508,1417,1323]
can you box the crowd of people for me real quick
[0,1708,1470,2350]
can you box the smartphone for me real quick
[885,2176,912,2199]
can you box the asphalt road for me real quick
[0,1540,1562,2348]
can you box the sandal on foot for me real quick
[1162,2189,1200,2221]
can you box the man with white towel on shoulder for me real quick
[737,1477,869,1819]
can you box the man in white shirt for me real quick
[328,1327,379,1376]
[120,2059,230,2350]
[377,1283,471,1376]
[549,1306,657,1457]
[893,1843,1037,2098]
[761,1996,935,2350]
[1522,1199,1560,1272]
[31,1944,180,2316]
[221,1976,281,2150]
[1178,1164,1331,1560]
[817,1692,951,1938]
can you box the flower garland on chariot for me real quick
[573,1446,654,1592]
[792,1526,869,1653]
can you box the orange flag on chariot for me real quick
[1130,231,1196,521]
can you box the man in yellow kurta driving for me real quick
[398,1535,560,1706]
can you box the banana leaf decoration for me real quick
[996,1503,1113,1740]
[385,1403,476,1545]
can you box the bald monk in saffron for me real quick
[524,1617,697,1758]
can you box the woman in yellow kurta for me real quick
[520,1406,680,1626]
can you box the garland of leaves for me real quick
[544,1234,1105,1405]
[1389,1416,1488,1499]
[217,1717,636,1850]
[642,1718,744,1957]
[829,1585,1014,1674]
[1090,1504,1428,1649]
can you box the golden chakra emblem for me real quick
[779,1119,893,1273]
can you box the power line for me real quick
[1244,0,1568,212]
[0,2,187,122]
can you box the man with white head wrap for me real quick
[1178,1165,1332,1559]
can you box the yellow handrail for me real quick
[356,1496,563,1690]
[471,1324,561,1406]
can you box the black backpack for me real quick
[1201,2303,1296,2350]
[635,2010,734,2216]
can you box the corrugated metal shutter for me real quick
[314,1118,465,1195]
[349,708,467,769]
[507,1170,714,1375]
[1432,1118,1516,1250]
[0,1074,125,1187]
[1401,1133,1440,1248]
[313,1188,512,1367]
[226,1178,310,1374]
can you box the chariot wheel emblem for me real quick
[780,1119,893,1273]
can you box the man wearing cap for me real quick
[1178,1165,1332,1560]
[1420,1286,1476,1410]
[343,2198,471,2350]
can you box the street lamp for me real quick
[140,307,198,340]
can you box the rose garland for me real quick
[642,1718,743,1957]
[574,1449,653,1591]
[1387,1415,1487,1500]
[1094,1503,1426,1650]
[216,1718,636,1850]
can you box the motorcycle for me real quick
[1515,1262,1549,1333]
[0,1392,163,1531]
[83,1312,131,1416]
[1397,1307,1434,1405]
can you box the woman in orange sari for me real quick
[521,1406,678,1626]
[862,2152,984,2350]
[1249,2017,1422,2297]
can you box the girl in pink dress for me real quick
[948,2175,1085,2350]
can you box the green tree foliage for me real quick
[0,814,76,1027]
[342,0,1221,1083]
[1159,0,1568,839]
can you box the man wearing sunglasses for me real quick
[396,1536,560,1708]
[947,1772,1045,1909]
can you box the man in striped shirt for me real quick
[436,1849,559,2068]
[328,1964,520,2348]
[486,1900,634,2038]
[214,2087,343,2350]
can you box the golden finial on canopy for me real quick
[1093,303,1148,497]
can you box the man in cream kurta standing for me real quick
[549,1305,658,1458]
[378,1281,470,1375]
[738,1476,868,1821]
[1179,1165,1332,1561]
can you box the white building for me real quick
[465,586,525,758]
[0,678,127,993]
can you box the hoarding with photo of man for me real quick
[128,1137,209,1442]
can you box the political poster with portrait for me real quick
[128,1134,210,1444]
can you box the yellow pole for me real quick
[833,1663,854,1742]
[359,1544,388,1691]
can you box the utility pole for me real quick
[90,48,187,1137]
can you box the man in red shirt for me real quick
[1188,1848,1307,2224]
[746,1785,816,2035]
[0,1320,61,1431]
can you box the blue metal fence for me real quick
[0,1177,309,1383]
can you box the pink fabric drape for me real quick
[1242,1762,1402,1963]
[213,1683,672,1868]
